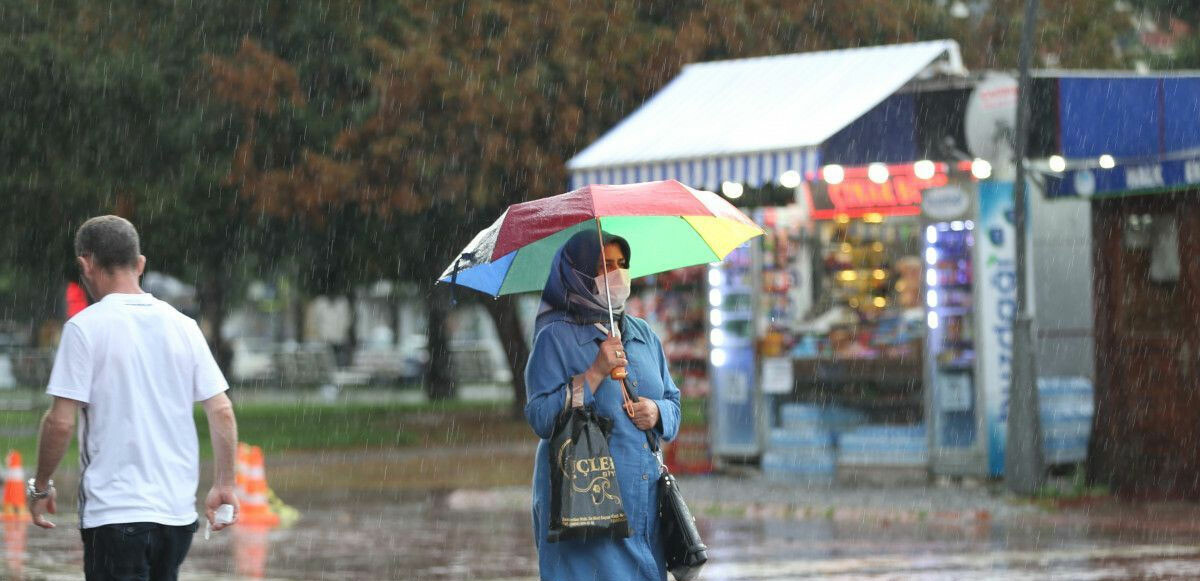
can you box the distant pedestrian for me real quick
[28,215,241,581]
[525,230,681,581]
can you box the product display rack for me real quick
[924,221,978,449]
[639,267,710,398]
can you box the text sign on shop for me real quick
[760,357,794,395]
[809,173,949,220]
[921,186,971,221]
[1045,153,1200,198]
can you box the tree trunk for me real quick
[346,289,359,350]
[424,287,455,400]
[293,288,306,343]
[392,290,402,347]
[484,295,529,420]
[198,270,233,376]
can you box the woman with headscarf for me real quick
[525,229,682,581]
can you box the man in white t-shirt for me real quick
[29,215,241,581]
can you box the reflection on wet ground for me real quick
[6,487,1200,580]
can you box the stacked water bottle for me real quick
[1039,376,1094,465]
[762,404,866,484]
[763,378,1092,482]
[837,424,928,469]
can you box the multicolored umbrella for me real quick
[438,180,764,297]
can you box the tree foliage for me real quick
[1,0,1135,393]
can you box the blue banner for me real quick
[1044,152,1200,199]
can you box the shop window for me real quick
[1119,212,1183,334]
[1122,213,1180,284]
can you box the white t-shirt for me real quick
[46,292,228,529]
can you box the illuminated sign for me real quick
[806,162,969,220]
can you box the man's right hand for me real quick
[205,486,240,532]
[29,486,57,529]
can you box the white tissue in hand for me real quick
[215,504,235,525]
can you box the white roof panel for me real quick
[567,40,964,175]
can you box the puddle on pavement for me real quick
[6,489,1200,580]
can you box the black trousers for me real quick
[81,521,198,581]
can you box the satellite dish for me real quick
[964,73,1018,166]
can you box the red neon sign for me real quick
[806,162,966,220]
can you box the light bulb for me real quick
[971,158,992,180]
[914,159,936,180]
[822,164,845,185]
[778,170,802,189]
[868,163,889,184]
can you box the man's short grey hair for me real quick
[75,215,141,271]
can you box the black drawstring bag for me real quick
[547,388,632,543]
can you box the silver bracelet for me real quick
[26,478,54,500]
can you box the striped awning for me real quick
[568,40,964,191]
[568,148,821,191]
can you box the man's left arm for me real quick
[30,396,80,529]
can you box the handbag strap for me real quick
[619,378,667,471]
[618,377,637,420]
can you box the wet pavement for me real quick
[6,481,1200,580]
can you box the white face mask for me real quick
[593,268,631,309]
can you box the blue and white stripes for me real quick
[568,147,820,191]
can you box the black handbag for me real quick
[622,379,708,581]
[652,439,708,580]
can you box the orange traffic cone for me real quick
[3,518,26,579]
[233,524,272,579]
[238,445,279,528]
[235,443,251,500]
[1,451,29,522]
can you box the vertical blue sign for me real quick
[977,181,1016,476]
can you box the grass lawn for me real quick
[211,398,533,457]
[0,390,704,493]
[0,393,532,468]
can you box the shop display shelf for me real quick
[792,358,924,385]
[805,396,922,414]
[935,363,974,373]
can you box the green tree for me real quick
[288,0,998,410]
[3,0,1135,405]
[1127,0,1200,68]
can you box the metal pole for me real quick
[594,218,616,333]
[1006,0,1045,495]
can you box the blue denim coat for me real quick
[525,314,681,581]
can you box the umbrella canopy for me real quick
[438,180,764,297]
